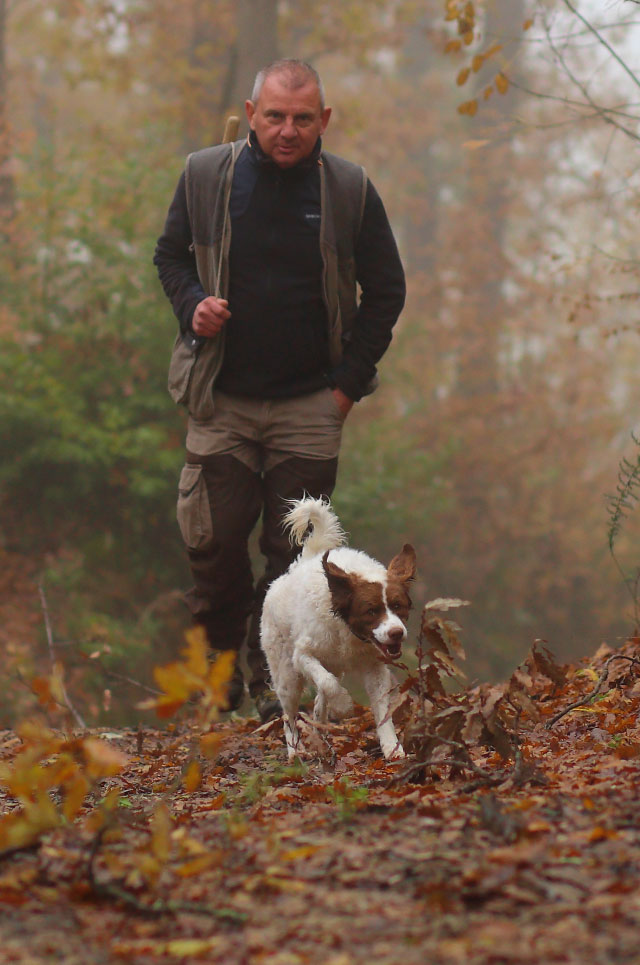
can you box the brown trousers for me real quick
[176,389,343,695]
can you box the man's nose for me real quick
[281,117,297,138]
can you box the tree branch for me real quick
[561,0,640,93]
[546,654,640,729]
[38,584,86,729]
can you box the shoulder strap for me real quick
[320,152,368,252]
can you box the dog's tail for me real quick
[283,496,347,558]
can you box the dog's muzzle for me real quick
[373,628,405,661]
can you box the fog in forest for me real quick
[1,0,639,723]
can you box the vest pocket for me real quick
[177,464,213,550]
[168,333,200,405]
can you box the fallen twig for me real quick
[396,755,502,787]
[99,666,161,696]
[38,583,86,729]
[546,654,640,729]
[87,826,245,923]
[392,731,500,787]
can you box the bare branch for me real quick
[561,0,640,93]
[38,583,86,729]
[546,654,640,728]
[540,13,640,143]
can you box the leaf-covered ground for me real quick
[1,636,640,964]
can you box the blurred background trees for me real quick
[1,0,639,723]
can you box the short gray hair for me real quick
[251,59,325,109]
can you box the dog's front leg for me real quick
[294,651,342,723]
[283,715,304,761]
[363,665,405,760]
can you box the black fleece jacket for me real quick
[153,135,406,401]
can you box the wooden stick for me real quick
[222,114,240,144]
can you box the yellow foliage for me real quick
[176,852,223,877]
[62,773,90,822]
[164,940,225,957]
[444,0,459,24]
[200,731,224,759]
[150,803,172,864]
[49,662,68,707]
[279,844,321,863]
[206,650,236,708]
[456,67,471,86]
[81,737,129,779]
[182,625,209,678]
[138,627,235,722]
[0,727,127,855]
[463,139,490,150]
[30,677,57,711]
[458,99,478,117]
[183,759,202,793]
[495,72,509,95]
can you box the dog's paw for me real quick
[326,688,354,721]
[287,746,308,762]
[383,743,405,760]
[323,676,346,700]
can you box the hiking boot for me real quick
[223,661,246,712]
[254,688,282,723]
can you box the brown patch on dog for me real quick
[322,549,414,646]
[385,544,416,623]
[322,553,385,637]
[385,582,412,623]
[321,553,384,633]
[344,580,388,643]
[321,552,355,623]
[387,544,417,585]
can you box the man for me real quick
[154,60,405,721]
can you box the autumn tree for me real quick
[0,0,14,233]
[2,0,639,722]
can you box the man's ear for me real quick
[322,551,354,621]
[245,99,256,130]
[387,544,417,585]
[319,105,332,135]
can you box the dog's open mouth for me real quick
[375,641,403,661]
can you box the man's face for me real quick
[246,74,331,169]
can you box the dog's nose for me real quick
[387,627,404,645]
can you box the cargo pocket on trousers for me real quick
[177,464,213,550]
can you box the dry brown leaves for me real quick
[1,626,640,964]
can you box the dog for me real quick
[260,496,416,760]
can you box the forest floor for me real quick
[1,632,640,964]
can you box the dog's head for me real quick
[322,545,417,660]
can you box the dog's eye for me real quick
[389,597,407,613]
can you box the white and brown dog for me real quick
[260,496,416,760]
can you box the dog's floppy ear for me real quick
[387,544,417,585]
[322,550,354,621]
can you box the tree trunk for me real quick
[397,13,440,281]
[225,0,279,136]
[0,0,15,233]
[454,0,525,398]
